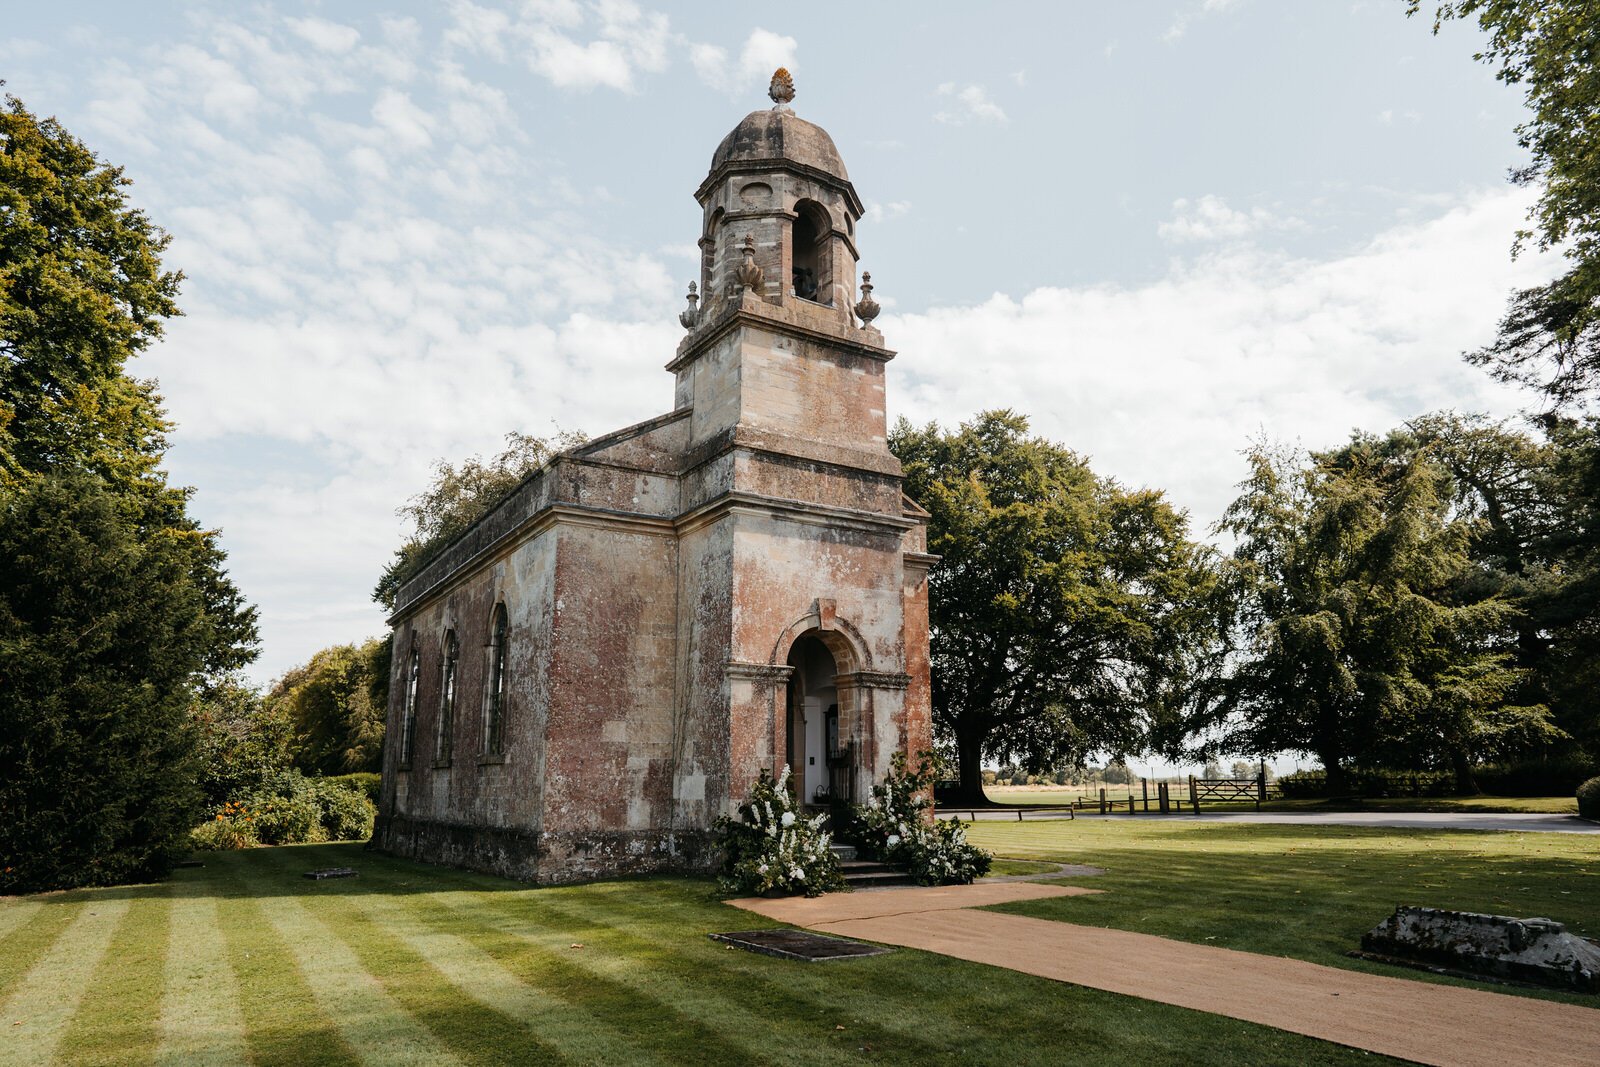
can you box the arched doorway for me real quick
[785,634,839,808]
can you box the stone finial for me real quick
[678,281,699,329]
[854,271,880,326]
[736,234,764,292]
[768,68,795,109]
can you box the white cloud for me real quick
[864,200,912,223]
[442,0,675,92]
[371,88,434,150]
[692,28,798,97]
[885,187,1553,535]
[286,16,361,55]
[934,83,1008,125]
[1158,195,1304,242]
[1166,0,1246,43]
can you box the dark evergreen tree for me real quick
[0,94,257,891]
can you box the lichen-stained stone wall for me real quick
[671,514,736,831]
[537,522,679,880]
[377,532,557,879]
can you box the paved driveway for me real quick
[941,809,1600,833]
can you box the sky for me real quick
[1,1,1559,689]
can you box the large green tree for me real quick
[891,411,1218,802]
[1208,439,1559,792]
[1375,412,1600,762]
[1412,2,1600,409]
[267,637,392,776]
[0,94,257,891]
[0,474,218,891]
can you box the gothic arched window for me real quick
[437,629,458,764]
[486,605,509,756]
[400,645,420,768]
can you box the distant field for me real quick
[983,785,1578,814]
[0,843,1401,1065]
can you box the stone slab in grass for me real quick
[709,929,891,962]
[1358,905,1600,993]
[303,867,359,880]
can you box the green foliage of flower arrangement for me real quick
[852,752,992,885]
[713,765,844,897]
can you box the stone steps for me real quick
[838,856,914,888]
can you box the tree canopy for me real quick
[891,411,1218,801]
[1413,2,1600,409]
[0,95,257,891]
[267,637,392,777]
[1204,437,1560,791]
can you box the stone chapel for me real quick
[373,71,934,883]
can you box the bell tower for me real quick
[669,70,892,464]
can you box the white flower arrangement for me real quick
[714,764,846,897]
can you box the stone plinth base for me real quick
[371,814,718,885]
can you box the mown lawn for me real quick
[966,817,1600,1009]
[0,842,1408,1066]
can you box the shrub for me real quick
[852,752,991,885]
[189,801,260,851]
[1476,758,1599,797]
[309,778,376,840]
[324,772,382,803]
[714,766,844,897]
[187,770,375,849]
[249,790,325,845]
[1578,776,1600,820]
[1275,768,1459,799]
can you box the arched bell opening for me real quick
[790,200,833,305]
[701,206,725,298]
[784,632,847,808]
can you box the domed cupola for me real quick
[691,70,866,321]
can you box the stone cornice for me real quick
[675,490,918,539]
[836,670,911,691]
[668,293,894,373]
[695,158,864,216]
[725,661,795,684]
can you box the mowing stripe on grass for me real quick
[418,888,769,1062]
[0,898,128,1067]
[0,900,42,945]
[55,887,172,1066]
[213,873,356,1067]
[254,887,466,1066]
[345,889,647,1066]
[154,893,249,1067]
[420,882,926,1066]
[0,902,78,1006]
[517,887,970,1065]
[244,850,563,1067]
[281,849,678,1065]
